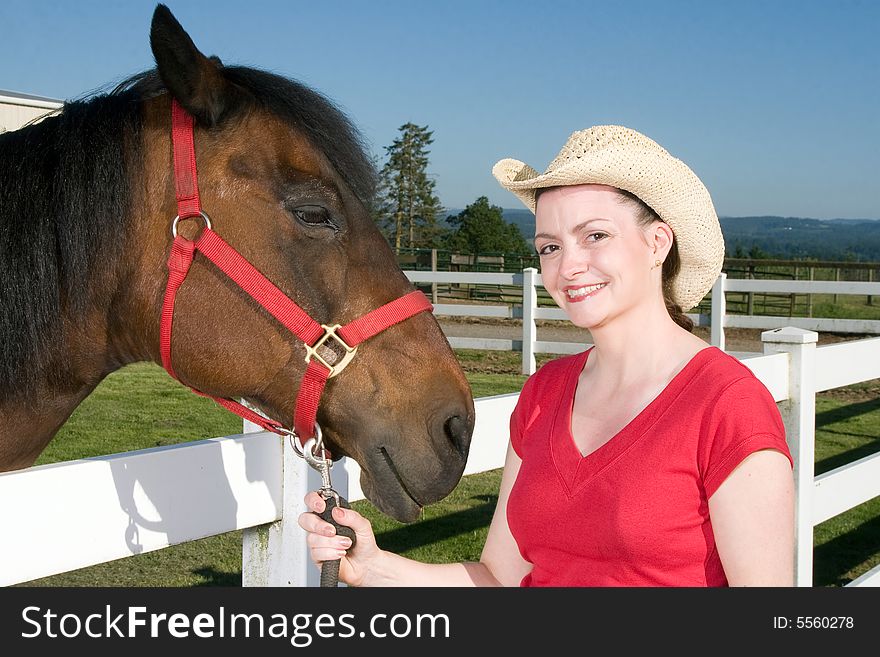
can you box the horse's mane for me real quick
[0,66,377,396]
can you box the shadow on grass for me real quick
[816,397,880,429]
[192,568,242,587]
[375,495,498,554]
[815,397,880,475]
[815,438,880,475]
[814,513,880,587]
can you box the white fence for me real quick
[407,269,880,374]
[1,299,879,586]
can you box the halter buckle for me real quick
[305,324,358,378]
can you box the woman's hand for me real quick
[297,492,383,587]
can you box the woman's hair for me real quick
[535,186,694,332]
[613,190,694,332]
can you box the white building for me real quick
[0,89,63,134]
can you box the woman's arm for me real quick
[298,440,532,587]
[479,441,534,586]
[708,449,795,586]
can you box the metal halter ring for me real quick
[287,424,332,470]
[171,210,212,237]
[302,437,332,472]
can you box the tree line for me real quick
[371,124,880,263]
[372,123,532,256]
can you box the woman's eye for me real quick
[537,244,559,256]
[586,232,608,242]
[292,205,335,228]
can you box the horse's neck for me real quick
[0,379,101,472]
[0,104,172,472]
[0,291,158,473]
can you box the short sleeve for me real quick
[509,373,538,458]
[700,376,793,499]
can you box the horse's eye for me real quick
[292,205,335,228]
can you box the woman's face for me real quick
[534,184,668,330]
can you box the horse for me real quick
[0,4,475,523]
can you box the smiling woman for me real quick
[300,124,796,587]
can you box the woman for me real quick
[298,125,795,586]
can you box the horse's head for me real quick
[127,5,474,522]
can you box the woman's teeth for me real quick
[567,283,607,298]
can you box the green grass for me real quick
[16,350,880,587]
[810,295,880,320]
[34,363,243,466]
[813,394,880,586]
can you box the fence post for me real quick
[710,273,726,351]
[431,248,438,304]
[522,267,538,375]
[808,267,814,317]
[747,264,755,316]
[241,417,327,587]
[761,326,818,587]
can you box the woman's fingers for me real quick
[299,493,377,587]
[305,491,325,513]
[330,505,374,541]
[306,535,354,563]
[306,534,353,551]
[300,514,354,564]
[300,492,377,585]
[297,510,336,537]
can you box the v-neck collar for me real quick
[550,345,720,496]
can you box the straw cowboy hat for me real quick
[492,125,724,312]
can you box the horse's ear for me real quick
[149,4,231,126]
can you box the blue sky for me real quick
[1,0,878,219]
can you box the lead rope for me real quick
[318,495,356,588]
[301,434,356,588]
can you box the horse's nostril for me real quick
[443,415,471,459]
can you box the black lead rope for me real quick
[298,432,357,587]
[317,493,357,588]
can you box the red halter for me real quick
[160,99,432,451]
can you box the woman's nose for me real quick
[559,249,589,280]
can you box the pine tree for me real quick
[375,123,445,251]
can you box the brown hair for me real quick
[535,186,694,332]
[613,189,693,332]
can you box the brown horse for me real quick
[0,5,474,523]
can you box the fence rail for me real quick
[406,269,880,374]
[2,273,880,587]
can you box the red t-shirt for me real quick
[506,346,792,587]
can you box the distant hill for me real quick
[718,216,880,261]
[476,209,880,262]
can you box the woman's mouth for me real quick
[564,282,607,302]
